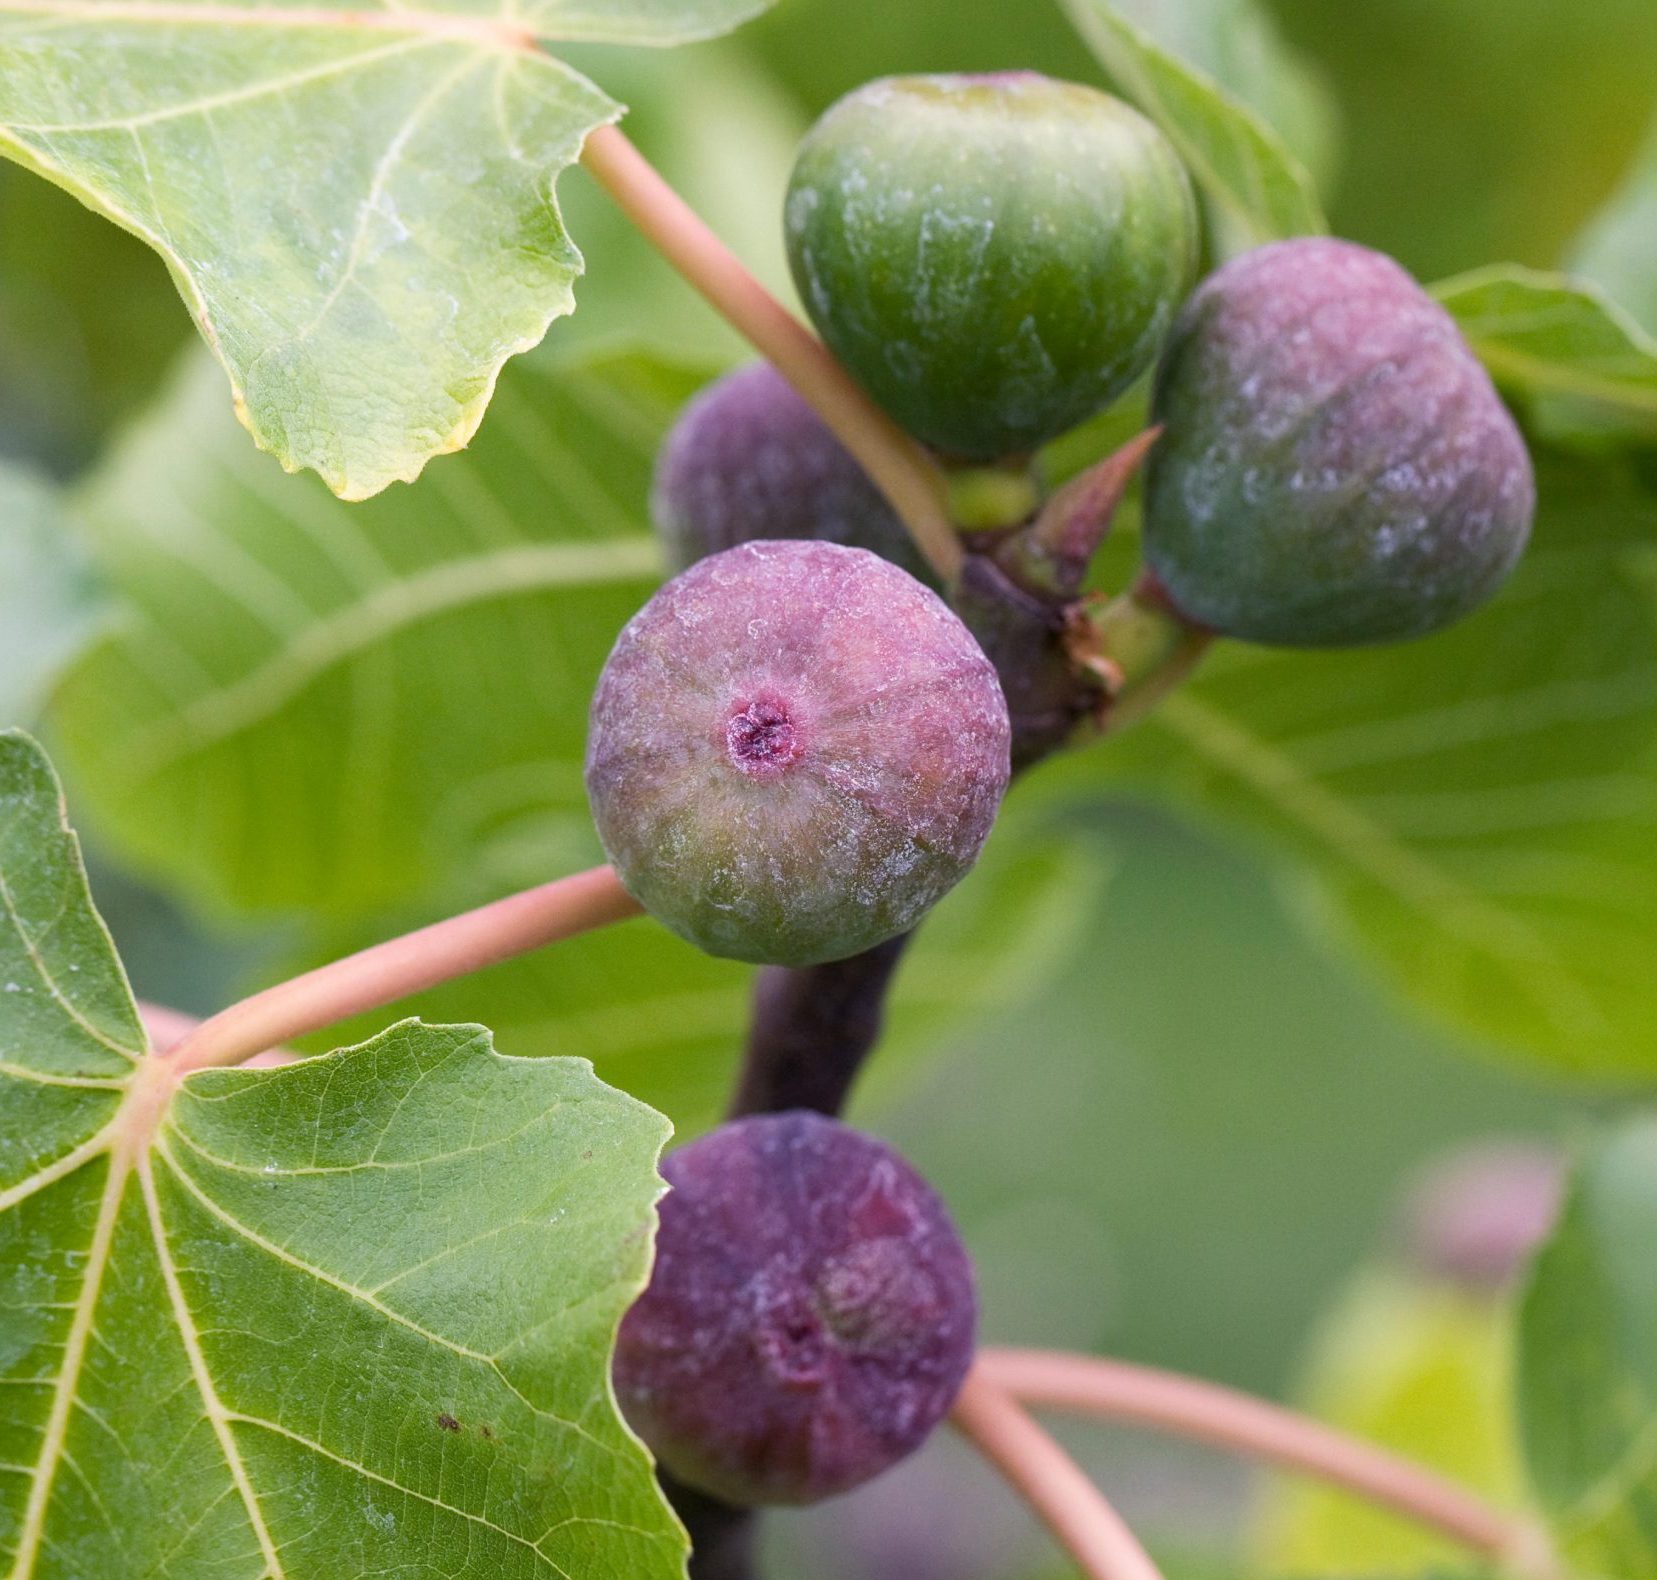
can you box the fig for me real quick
[612,1111,977,1506]
[785,73,1197,462]
[652,362,933,583]
[584,539,1011,967]
[1144,237,1535,646]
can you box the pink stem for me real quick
[952,1365,1165,1580]
[138,1002,298,1068]
[977,1347,1525,1561]
[580,124,963,587]
[156,866,643,1075]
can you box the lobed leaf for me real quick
[0,730,683,1579]
[1099,446,1657,1075]
[1519,1116,1657,1579]
[0,0,774,499]
[1058,0,1326,249]
[1435,265,1657,449]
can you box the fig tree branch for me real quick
[154,866,642,1075]
[977,1347,1545,1568]
[579,125,964,587]
[951,1366,1165,1580]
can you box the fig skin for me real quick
[785,72,1198,462]
[584,540,1011,967]
[612,1111,977,1507]
[1144,237,1536,647]
[652,362,934,584]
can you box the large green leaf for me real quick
[1571,113,1657,340]
[1435,266,1657,449]
[0,730,683,1579]
[0,465,103,727]
[0,0,772,500]
[1519,1117,1657,1579]
[1099,446,1657,1075]
[49,347,696,918]
[1058,0,1326,249]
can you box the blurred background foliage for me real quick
[3,0,1656,1575]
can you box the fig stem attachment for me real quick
[976,1347,1552,1572]
[1008,427,1162,597]
[1066,567,1214,736]
[580,125,964,587]
[155,866,643,1075]
[952,1365,1165,1580]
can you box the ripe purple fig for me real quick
[652,362,934,584]
[613,1111,977,1506]
[585,540,1011,967]
[1145,238,1535,646]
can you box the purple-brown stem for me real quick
[665,1474,761,1580]
[729,933,914,1119]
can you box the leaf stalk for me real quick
[156,865,641,1074]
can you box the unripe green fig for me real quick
[585,540,1011,967]
[785,73,1198,462]
[1144,238,1535,647]
[652,362,933,584]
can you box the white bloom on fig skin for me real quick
[584,539,1012,967]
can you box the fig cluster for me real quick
[582,68,1545,1548]
[612,1112,977,1506]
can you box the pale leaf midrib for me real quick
[0,1115,129,1213]
[118,536,660,778]
[0,857,142,1066]
[2,35,440,135]
[0,1061,128,1089]
[7,1148,126,1580]
[0,0,537,50]
[153,1130,613,1456]
[1152,691,1609,1043]
[138,1156,288,1580]
[220,1412,573,1574]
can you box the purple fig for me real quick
[1145,238,1535,646]
[613,1111,977,1506]
[585,540,1011,967]
[652,363,934,584]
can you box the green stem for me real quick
[1074,568,1215,735]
